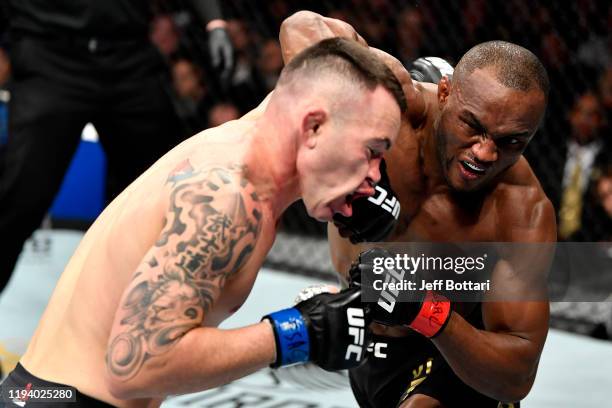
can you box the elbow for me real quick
[104,363,154,400]
[498,382,533,404]
[281,10,319,31]
[494,372,536,403]
[105,376,135,400]
[105,375,156,401]
[279,10,321,62]
[280,10,308,41]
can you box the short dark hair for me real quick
[454,41,549,100]
[279,37,407,113]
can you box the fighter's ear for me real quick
[302,109,327,148]
[438,76,452,106]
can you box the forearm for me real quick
[279,11,367,64]
[107,321,275,399]
[432,312,540,402]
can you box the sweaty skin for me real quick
[18,42,403,406]
[281,11,556,404]
[20,115,278,408]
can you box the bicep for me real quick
[482,253,551,347]
[107,166,262,380]
[482,197,556,348]
[483,257,550,339]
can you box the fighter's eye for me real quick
[497,136,525,149]
[368,148,381,159]
[462,120,481,134]
[499,137,523,147]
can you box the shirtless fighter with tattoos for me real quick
[280,11,557,408]
[0,38,407,407]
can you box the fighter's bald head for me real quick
[454,40,549,101]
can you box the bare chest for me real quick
[394,192,498,242]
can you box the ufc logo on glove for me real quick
[368,186,400,219]
[345,307,366,361]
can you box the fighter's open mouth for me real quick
[460,160,485,175]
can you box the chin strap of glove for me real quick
[408,57,454,84]
[333,159,400,244]
[350,248,452,338]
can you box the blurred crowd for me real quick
[0,0,610,241]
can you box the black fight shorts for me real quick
[0,363,114,407]
[348,333,520,408]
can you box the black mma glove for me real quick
[333,160,400,244]
[263,286,370,371]
[350,248,452,338]
[208,27,234,87]
[408,56,454,84]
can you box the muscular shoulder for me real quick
[493,157,556,242]
[160,162,264,275]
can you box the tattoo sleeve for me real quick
[106,163,262,381]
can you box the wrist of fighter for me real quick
[262,308,311,368]
[406,291,452,338]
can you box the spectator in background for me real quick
[171,57,212,133]
[599,66,612,112]
[207,102,240,127]
[594,166,612,241]
[558,91,609,241]
[0,46,9,88]
[227,19,255,85]
[462,0,488,45]
[327,9,355,24]
[351,0,394,50]
[263,0,292,30]
[541,31,571,72]
[256,39,283,92]
[576,2,611,71]
[0,0,234,295]
[226,19,267,112]
[150,14,181,58]
[395,6,425,65]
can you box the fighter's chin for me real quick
[448,164,486,192]
[316,206,335,222]
[305,202,334,222]
[311,197,352,222]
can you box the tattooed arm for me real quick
[105,164,275,399]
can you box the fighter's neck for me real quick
[419,118,449,193]
[243,119,301,221]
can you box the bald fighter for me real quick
[281,12,556,408]
[0,38,407,407]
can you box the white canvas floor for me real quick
[1,230,611,407]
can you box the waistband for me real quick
[1,363,116,407]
